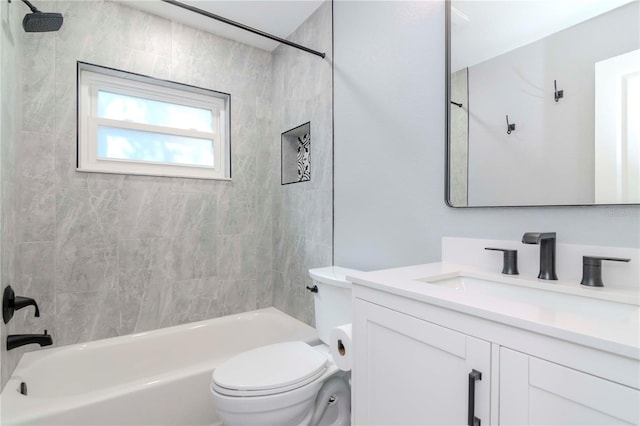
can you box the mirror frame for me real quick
[444,0,639,209]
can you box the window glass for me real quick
[97,90,214,132]
[97,126,214,167]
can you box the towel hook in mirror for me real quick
[506,115,515,135]
[554,80,564,102]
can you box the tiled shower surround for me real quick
[1,0,24,387]
[0,0,332,387]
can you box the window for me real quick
[77,62,231,180]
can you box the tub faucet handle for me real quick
[3,286,41,324]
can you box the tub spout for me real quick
[7,330,52,351]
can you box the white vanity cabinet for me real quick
[353,299,491,426]
[500,348,639,425]
[351,284,640,426]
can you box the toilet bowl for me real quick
[209,266,359,426]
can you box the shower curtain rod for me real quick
[161,0,326,59]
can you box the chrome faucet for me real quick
[522,232,558,280]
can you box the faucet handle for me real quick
[3,286,40,324]
[485,248,519,275]
[580,256,630,287]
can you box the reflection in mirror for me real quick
[447,0,640,207]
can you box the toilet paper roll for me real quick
[330,323,352,371]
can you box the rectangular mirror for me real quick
[446,0,640,207]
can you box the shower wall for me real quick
[1,0,277,387]
[1,0,24,386]
[271,2,333,325]
[1,0,333,388]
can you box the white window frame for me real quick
[77,62,231,180]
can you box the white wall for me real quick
[467,2,638,206]
[334,1,640,272]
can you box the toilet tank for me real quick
[309,266,361,344]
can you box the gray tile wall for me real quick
[271,2,333,325]
[1,0,24,387]
[1,0,304,387]
[449,68,468,207]
[1,0,333,389]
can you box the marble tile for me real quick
[218,190,256,236]
[169,191,217,238]
[255,224,273,275]
[118,262,173,334]
[118,268,151,334]
[216,278,258,318]
[55,242,118,293]
[305,189,332,246]
[171,21,226,61]
[118,177,171,239]
[217,235,257,280]
[163,277,219,326]
[167,177,223,195]
[1,0,24,390]
[171,234,217,281]
[54,0,120,85]
[22,26,55,133]
[118,238,174,277]
[283,186,307,237]
[118,237,175,332]
[271,271,285,312]
[14,242,56,330]
[1,181,16,286]
[16,132,55,246]
[117,47,171,81]
[229,154,257,193]
[54,81,76,136]
[90,289,122,340]
[256,271,274,310]
[55,290,117,346]
[19,131,55,182]
[170,52,218,92]
[132,274,173,333]
[56,189,118,248]
[118,4,172,58]
[16,179,55,242]
[230,98,258,156]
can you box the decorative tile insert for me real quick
[281,122,311,185]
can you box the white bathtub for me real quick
[1,307,319,425]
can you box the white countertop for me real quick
[348,262,640,360]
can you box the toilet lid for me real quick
[212,342,328,395]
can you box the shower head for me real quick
[20,0,63,32]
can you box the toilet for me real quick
[210,266,358,426]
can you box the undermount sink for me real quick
[418,272,639,323]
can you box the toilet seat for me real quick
[212,342,329,397]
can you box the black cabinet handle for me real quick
[468,369,482,426]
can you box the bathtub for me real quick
[1,307,319,425]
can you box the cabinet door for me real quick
[500,347,639,425]
[353,299,491,426]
